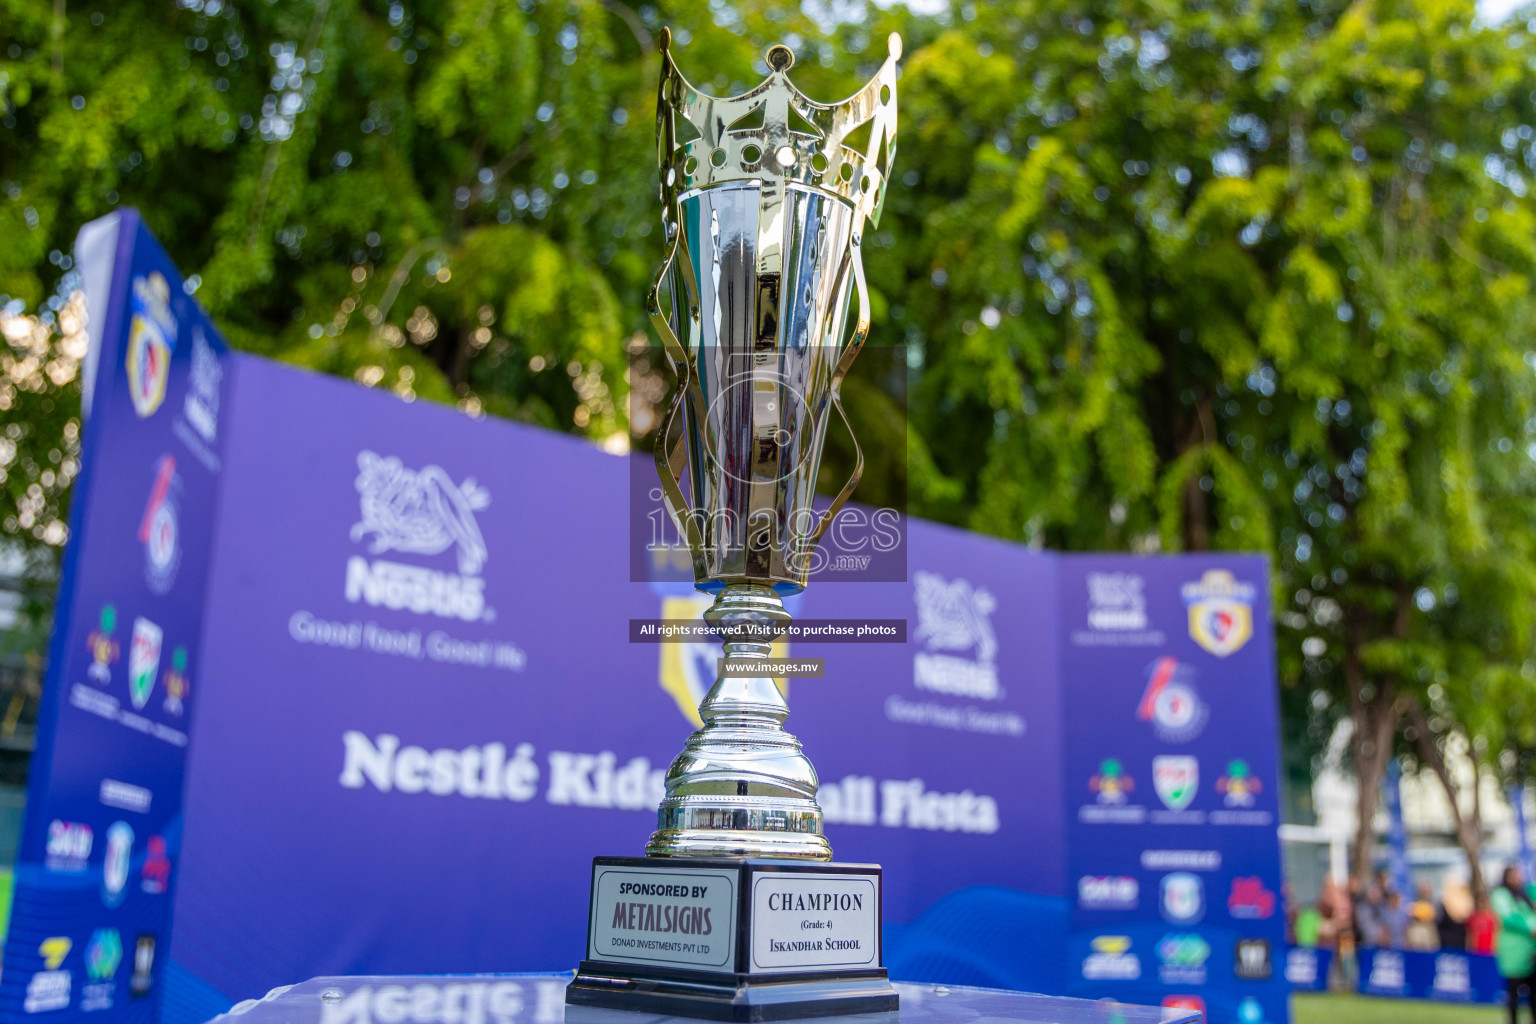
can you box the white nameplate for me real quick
[749,872,879,973]
[588,866,738,973]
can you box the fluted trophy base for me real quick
[568,857,898,1022]
[642,584,832,863]
[646,829,832,861]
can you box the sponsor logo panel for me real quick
[45,821,92,873]
[126,273,177,419]
[1080,759,1144,824]
[1182,568,1256,657]
[1156,932,1210,985]
[1141,850,1221,872]
[26,938,73,1014]
[100,779,152,813]
[1285,947,1320,986]
[1213,760,1274,825]
[912,572,1001,701]
[1234,937,1273,981]
[85,930,122,982]
[1090,759,1133,805]
[39,937,71,970]
[1137,656,1207,743]
[141,835,170,894]
[588,867,737,972]
[81,928,123,1012]
[1228,877,1276,919]
[347,451,491,623]
[130,935,155,997]
[101,821,133,907]
[1077,875,1138,911]
[183,326,222,443]
[1217,760,1262,807]
[128,618,162,711]
[1431,952,1472,999]
[86,606,119,685]
[139,455,181,594]
[1159,872,1204,924]
[163,647,189,716]
[1087,572,1147,631]
[25,969,70,1014]
[1152,755,1200,816]
[1081,935,1140,981]
[1072,571,1165,647]
[1237,997,1270,1024]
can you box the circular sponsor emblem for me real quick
[1153,682,1198,731]
[145,499,180,594]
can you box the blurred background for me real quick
[7,0,1536,1018]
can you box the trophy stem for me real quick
[645,583,832,861]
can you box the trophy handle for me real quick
[805,249,871,547]
[646,166,713,567]
[648,34,711,481]
[652,381,707,566]
[806,391,865,547]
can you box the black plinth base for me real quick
[566,963,899,1022]
[568,856,899,1022]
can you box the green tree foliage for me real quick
[874,0,1536,884]
[8,0,1536,878]
[0,0,882,596]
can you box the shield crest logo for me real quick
[1189,598,1252,657]
[126,317,172,418]
[102,822,133,907]
[1160,872,1205,923]
[125,273,177,419]
[128,617,163,710]
[1180,569,1256,657]
[1153,755,1199,811]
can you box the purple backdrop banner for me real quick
[16,218,1287,1024]
[1059,555,1287,1024]
[167,358,1076,1015]
[1,211,230,1024]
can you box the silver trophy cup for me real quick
[646,33,899,861]
[568,36,903,1021]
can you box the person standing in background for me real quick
[1406,882,1441,951]
[1493,866,1536,1024]
[1438,879,1472,951]
[1472,893,1500,954]
[1382,889,1410,949]
[1316,877,1343,949]
[1337,876,1360,989]
[1294,899,1323,948]
[1356,882,1387,947]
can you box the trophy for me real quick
[567,30,901,1022]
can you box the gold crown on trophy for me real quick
[653,29,901,234]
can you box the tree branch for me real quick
[1404,697,1485,899]
[600,0,653,51]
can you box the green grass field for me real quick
[1292,992,1503,1022]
